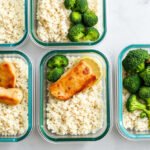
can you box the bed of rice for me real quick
[36,0,102,42]
[46,56,104,135]
[122,69,149,131]
[0,57,28,136]
[0,0,25,44]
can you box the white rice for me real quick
[46,56,104,135]
[0,57,28,136]
[0,0,25,44]
[36,0,102,42]
[122,69,149,131]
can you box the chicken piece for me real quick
[0,62,16,88]
[0,87,23,105]
[49,57,101,100]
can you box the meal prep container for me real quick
[30,0,106,47]
[0,0,28,47]
[117,44,150,140]
[39,49,110,142]
[0,50,33,142]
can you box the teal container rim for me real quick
[40,49,110,142]
[0,50,32,142]
[0,0,28,47]
[118,44,150,140]
[30,0,106,46]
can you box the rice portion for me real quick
[36,0,102,42]
[0,0,25,44]
[0,57,28,136]
[122,69,149,131]
[46,56,104,135]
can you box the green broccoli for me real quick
[73,0,88,13]
[47,55,69,69]
[70,11,82,24]
[83,27,100,41]
[68,24,85,42]
[64,0,76,9]
[126,95,146,112]
[139,87,150,109]
[123,74,141,94]
[140,66,150,86]
[47,67,64,82]
[126,94,150,128]
[140,112,147,118]
[83,10,98,27]
[122,49,149,73]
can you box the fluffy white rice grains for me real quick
[0,57,28,136]
[0,0,25,44]
[46,56,104,135]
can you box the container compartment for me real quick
[117,44,150,140]
[0,0,28,47]
[30,0,106,47]
[39,50,110,142]
[0,51,32,142]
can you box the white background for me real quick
[1,0,150,149]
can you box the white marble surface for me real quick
[1,0,150,149]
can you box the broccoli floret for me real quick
[83,27,100,41]
[122,49,149,73]
[123,74,141,94]
[70,11,82,24]
[126,94,150,128]
[47,67,64,82]
[68,24,85,42]
[139,87,150,109]
[83,10,98,27]
[73,0,88,13]
[140,112,147,118]
[47,55,69,69]
[126,95,146,112]
[140,66,150,86]
[64,0,76,9]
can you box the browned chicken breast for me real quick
[0,87,23,105]
[0,62,16,88]
[49,58,101,100]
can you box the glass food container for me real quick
[117,44,150,140]
[39,49,111,142]
[30,0,106,47]
[0,0,28,47]
[0,50,33,142]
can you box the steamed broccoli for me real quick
[123,74,141,94]
[139,87,150,109]
[122,49,149,73]
[140,112,147,118]
[140,66,150,86]
[82,27,100,41]
[47,67,64,82]
[68,24,85,42]
[83,10,98,27]
[47,55,69,69]
[73,0,88,13]
[64,0,76,9]
[70,11,82,24]
[126,95,146,112]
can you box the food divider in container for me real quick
[39,49,111,142]
[0,0,28,47]
[117,44,150,140]
[30,0,106,47]
[0,51,33,142]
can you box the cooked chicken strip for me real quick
[0,87,23,105]
[49,58,101,100]
[0,62,16,88]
